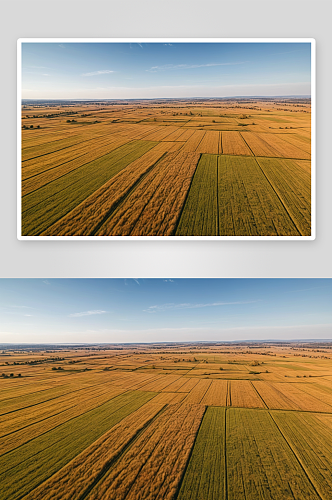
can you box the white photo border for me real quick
[17,38,316,241]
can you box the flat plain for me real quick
[1,341,332,499]
[20,97,311,237]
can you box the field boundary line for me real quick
[249,381,268,409]
[268,411,323,500]
[77,404,168,500]
[239,132,255,156]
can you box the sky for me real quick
[21,41,312,100]
[0,279,331,344]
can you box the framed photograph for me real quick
[1,277,332,499]
[18,39,315,239]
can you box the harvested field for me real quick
[229,380,265,408]
[222,131,253,156]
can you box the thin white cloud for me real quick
[163,279,174,283]
[138,43,143,48]
[284,285,331,294]
[133,279,140,285]
[1,305,33,310]
[69,310,108,317]
[24,65,49,69]
[164,43,173,46]
[82,70,115,77]
[43,280,51,285]
[147,62,247,72]
[144,300,258,313]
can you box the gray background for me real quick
[1,0,331,278]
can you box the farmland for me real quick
[1,341,332,499]
[20,98,312,237]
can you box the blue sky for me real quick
[21,42,311,99]
[0,279,331,343]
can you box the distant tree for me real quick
[10,373,14,377]
[66,120,71,123]
[18,373,22,377]
[37,125,40,129]
[219,367,223,371]
[30,125,33,129]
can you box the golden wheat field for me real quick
[20,98,312,237]
[1,341,332,499]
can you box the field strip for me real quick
[0,388,130,456]
[0,382,121,438]
[227,408,321,500]
[41,144,168,236]
[22,139,132,196]
[23,402,167,500]
[257,132,311,160]
[177,407,322,500]
[256,157,311,236]
[22,130,110,162]
[176,407,223,500]
[175,154,218,236]
[200,380,228,406]
[180,130,206,152]
[139,125,179,142]
[253,381,301,410]
[95,151,200,236]
[22,133,130,181]
[269,383,332,412]
[182,379,212,404]
[22,141,157,236]
[270,411,330,500]
[22,131,114,173]
[229,380,265,408]
[0,391,157,500]
[222,131,253,156]
[274,133,311,155]
[196,131,220,154]
[218,155,300,236]
[241,131,281,157]
[85,402,205,500]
